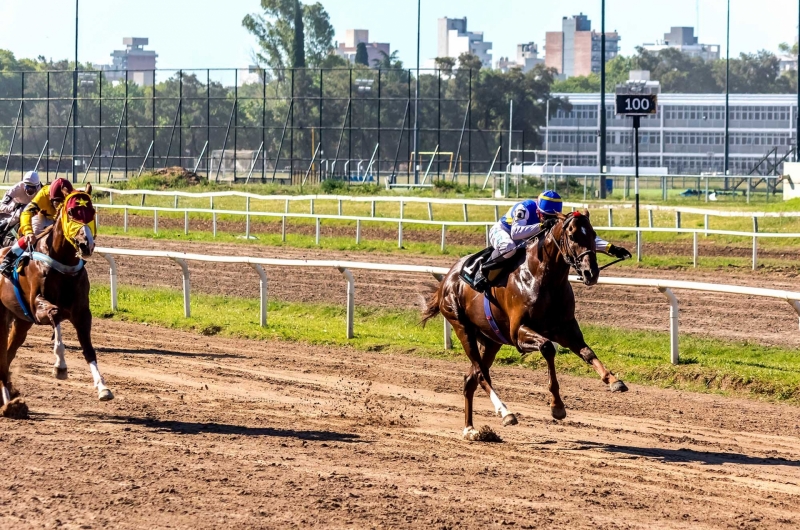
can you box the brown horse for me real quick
[0,184,110,417]
[421,211,626,440]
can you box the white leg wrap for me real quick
[89,361,105,389]
[489,389,510,417]
[1,386,9,405]
[53,324,66,369]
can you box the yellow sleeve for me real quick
[19,187,48,236]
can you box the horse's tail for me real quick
[419,281,442,328]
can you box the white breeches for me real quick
[32,215,54,236]
[489,224,516,258]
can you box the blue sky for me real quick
[1,0,798,69]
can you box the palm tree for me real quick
[373,50,403,70]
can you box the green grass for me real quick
[89,283,800,403]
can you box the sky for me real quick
[1,0,798,70]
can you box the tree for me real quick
[551,74,600,93]
[354,43,369,66]
[434,57,456,76]
[779,41,799,56]
[242,0,334,77]
[292,0,305,68]
[457,53,483,72]
[373,50,403,70]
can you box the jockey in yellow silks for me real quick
[0,177,75,278]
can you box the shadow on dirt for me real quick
[88,413,364,442]
[578,441,800,466]
[93,346,244,360]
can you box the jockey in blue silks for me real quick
[471,190,631,292]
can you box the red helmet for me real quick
[49,178,74,201]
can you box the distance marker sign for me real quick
[615,94,658,116]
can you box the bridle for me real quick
[550,213,595,278]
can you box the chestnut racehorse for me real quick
[0,184,110,417]
[421,211,627,440]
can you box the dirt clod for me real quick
[1,398,29,419]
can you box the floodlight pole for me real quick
[599,0,607,198]
[73,0,79,183]
[797,0,800,161]
[412,0,421,185]
[724,0,730,176]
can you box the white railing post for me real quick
[310,198,314,215]
[675,211,681,229]
[752,216,758,270]
[154,210,158,234]
[338,267,355,339]
[400,200,404,219]
[356,219,361,245]
[462,203,468,222]
[123,208,128,233]
[371,200,375,217]
[184,210,189,235]
[101,253,118,311]
[246,197,251,239]
[648,209,653,228]
[250,263,268,327]
[444,319,453,350]
[608,208,613,227]
[636,229,642,262]
[441,225,447,253]
[284,198,289,214]
[338,199,342,216]
[693,231,698,268]
[170,257,191,318]
[427,203,433,221]
[658,287,680,365]
[315,218,321,246]
[704,214,709,237]
[790,300,800,331]
[281,215,287,242]
[398,222,403,248]
[212,212,217,238]
[485,224,490,247]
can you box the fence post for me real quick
[284,198,289,214]
[636,229,642,262]
[704,214,709,236]
[675,211,681,228]
[316,218,321,245]
[338,199,342,216]
[101,254,118,311]
[462,203,468,222]
[398,222,403,248]
[648,210,653,228]
[212,212,217,238]
[310,198,314,215]
[170,257,191,318]
[427,203,433,221]
[440,225,447,252]
[282,216,287,242]
[371,200,375,217]
[608,208,613,227]
[154,210,158,234]
[250,263,268,327]
[184,211,189,235]
[693,231,698,268]
[246,197,251,239]
[400,200,404,219]
[658,287,680,365]
[338,267,355,339]
[123,208,128,233]
[752,217,758,270]
[444,319,453,350]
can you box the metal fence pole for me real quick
[338,267,355,339]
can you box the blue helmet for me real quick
[537,190,563,216]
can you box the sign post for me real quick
[615,93,657,260]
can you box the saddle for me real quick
[459,243,526,290]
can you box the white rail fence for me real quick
[92,203,800,270]
[94,247,800,365]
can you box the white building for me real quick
[436,17,492,69]
[496,42,544,73]
[642,27,720,62]
[335,29,391,67]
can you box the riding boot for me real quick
[0,251,17,278]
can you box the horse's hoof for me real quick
[1,398,29,419]
[463,427,480,441]
[53,367,68,380]
[98,388,114,401]
[609,381,628,393]
[551,405,567,420]
[502,413,518,427]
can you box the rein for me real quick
[550,214,594,277]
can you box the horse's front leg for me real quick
[51,322,68,380]
[553,319,628,393]
[517,325,566,420]
[475,339,518,427]
[71,312,113,401]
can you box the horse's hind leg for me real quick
[450,321,485,440]
[517,325,565,419]
[475,339,517,426]
[554,319,628,393]
[6,318,33,399]
[0,308,26,418]
[72,311,113,401]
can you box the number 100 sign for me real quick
[615,94,658,116]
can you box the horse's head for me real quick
[554,210,599,286]
[62,185,96,259]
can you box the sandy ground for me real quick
[86,236,800,349]
[1,320,800,528]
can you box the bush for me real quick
[320,178,347,194]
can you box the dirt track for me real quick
[2,319,800,528]
[86,236,800,348]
